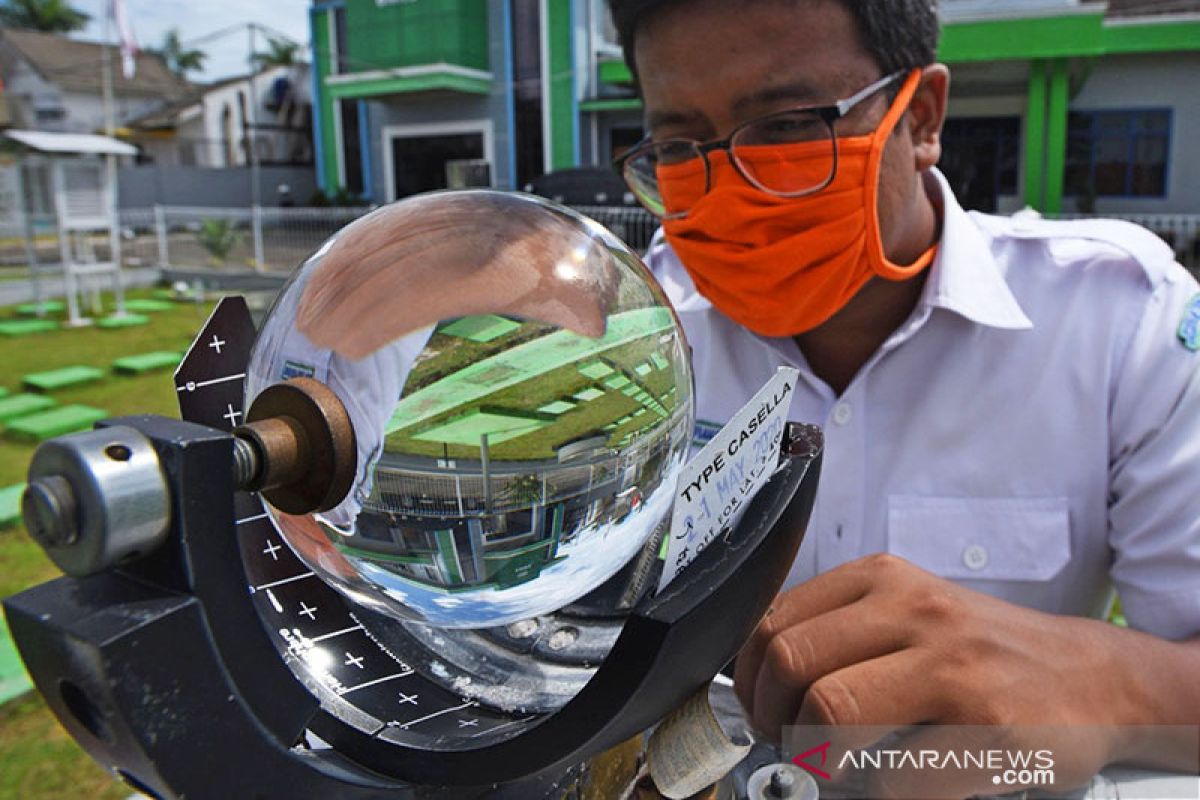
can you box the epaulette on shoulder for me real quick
[998,215,1177,286]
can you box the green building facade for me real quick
[310,0,1200,217]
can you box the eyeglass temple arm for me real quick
[835,70,908,118]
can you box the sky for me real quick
[71,0,312,83]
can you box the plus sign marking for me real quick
[209,335,226,354]
[397,692,419,706]
[223,404,242,425]
[344,652,365,669]
[298,602,318,621]
[262,540,282,560]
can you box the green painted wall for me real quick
[596,14,1200,89]
[545,0,577,170]
[312,7,340,193]
[1043,59,1070,215]
[1023,59,1047,210]
[344,0,489,72]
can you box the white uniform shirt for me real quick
[646,170,1200,641]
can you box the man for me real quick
[608,0,1200,794]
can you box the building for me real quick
[125,65,313,168]
[309,0,1199,219]
[0,27,192,136]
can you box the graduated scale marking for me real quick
[337,669,417,696]
[250,571,315,593]
[394,700,478,729]
[176,372,247,393]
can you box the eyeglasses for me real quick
[618,71,906,219]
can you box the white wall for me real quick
[200,65,310,167]
[1070,52,1200,215]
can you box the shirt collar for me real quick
[919,169,1033,331]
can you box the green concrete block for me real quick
[0,484,23,527]
[0,319,58,336]
[603,374,631,389]
[97,313,151,329]
[113,351,181,375]
[572,387,606,403]
[6,404,107,441]
[123,299,175,313]
[438,315,521,343]
[23,365,105,392]
[0,393,56,422]
[538,400,576,415]
[578,360,614,380]
[16,300,65,316]
[0,616,33,705]
[0,387,8,400]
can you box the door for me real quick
[389,133,485,199]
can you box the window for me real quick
[34,107,65,122]
[1065,109,1171,198]
[939,117,1020,213]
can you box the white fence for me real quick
[109,204,663,274]
[7,204,1188,276]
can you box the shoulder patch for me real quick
[1178,294,1200,352]
[281,359,316,379]
[1004,217,1176,286]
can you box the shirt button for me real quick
[832,403,852,425]
[963,544,988,571]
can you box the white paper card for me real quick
[658,366,799,593]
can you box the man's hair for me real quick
[608,0,940,84]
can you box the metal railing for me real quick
[96,204,1200,278]
[1053,213,1200,274]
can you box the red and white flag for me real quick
[112,0,138,79]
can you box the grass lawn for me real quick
[0,288,218,800]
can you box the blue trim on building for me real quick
[357,100,373,200]
[502,0,518,190]
[309,6,327,191]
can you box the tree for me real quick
[151,28,206,79]
[0,0,89,33]
[251,35,302,69]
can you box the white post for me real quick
[102,0,127,317]
[154,204,169,266]
[247,23,264,270]
[252,204,265,271]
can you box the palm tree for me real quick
[251,35,302,69]
[0,0,89,33]
[152,28,206,79]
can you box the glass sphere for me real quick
[246,191,693,629]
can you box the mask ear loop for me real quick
[864,69,939,281]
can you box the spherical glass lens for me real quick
[247,191,693,629]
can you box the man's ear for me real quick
[908,64,950,171]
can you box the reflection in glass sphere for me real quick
[247,191,693,629]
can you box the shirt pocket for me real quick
[886,496,1071,582]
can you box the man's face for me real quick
[634,0,940,264]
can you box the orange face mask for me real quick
[660,70,936,337]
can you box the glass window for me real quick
[1064,109,1171,198]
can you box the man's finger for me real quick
[743,596,910,737]
[734,556,891,712]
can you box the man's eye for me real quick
[653,141,699,165]
[745,113,824,143]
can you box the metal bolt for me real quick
[546,626,579,651]
[22,476,80,548]
[769,768,796,798]
[506,619,538,639]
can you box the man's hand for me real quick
[732,553,1194,797]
